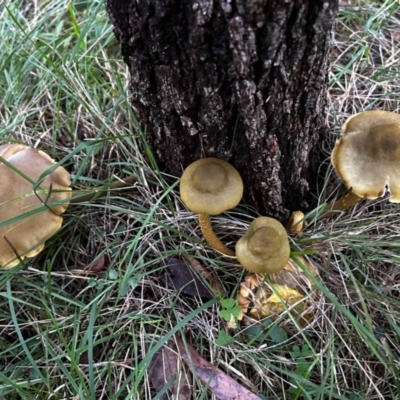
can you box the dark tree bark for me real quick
[106,0,338,220]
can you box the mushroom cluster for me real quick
[180,159,291,271]
[179,157,320,324]
[0,144,71,268]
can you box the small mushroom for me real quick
[235,217,290,274]
[0,144,71,268]
[180,158,243,256]
[286,210,305,233]
[326,110,400,216]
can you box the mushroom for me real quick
[235,217,290,274]
[286,210,305,233]
[0,144,71,268]
[326,110,400,216]
[180,158,243,256]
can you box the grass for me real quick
[1,0,400,399]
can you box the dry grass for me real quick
[1,0,400,399]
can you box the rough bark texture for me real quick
[106,0,338,220]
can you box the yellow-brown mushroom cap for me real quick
[235,217,290,274]
[332,110,400,202]
[0,144,71,268]
[180,158,243,215]
[341,110,400,135]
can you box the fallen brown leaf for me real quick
[182,254,225,295]
[148,342,191,400]
[175,335,260,400]
[238,276,306,320]
[269,257,318,295]
[79,344,104,364]
[162,258,214,299]
[76,254,109,274]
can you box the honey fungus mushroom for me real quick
[327,110,400,215]
[235,217,290,274]
[180,158,243,256]
[0,144,71,268]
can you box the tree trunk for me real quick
[106,0,338,220]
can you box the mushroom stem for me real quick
[198,213,235,256]
[321,190,361,218]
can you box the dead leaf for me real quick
[76,254,109,274]
[238,275,306,320]
[162,258,214,299]
[182,253,225,295]
[148,342,191,400]
[175,335,260,400]
[79,344,104,364]
[269,256,318,295]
